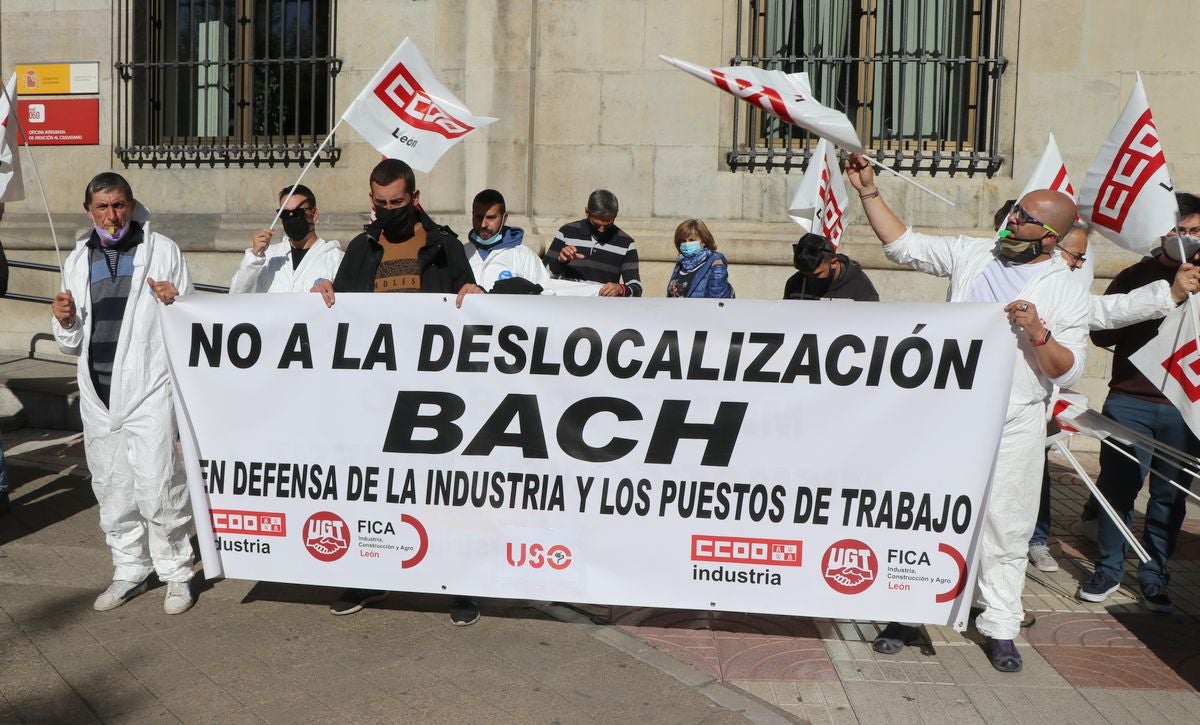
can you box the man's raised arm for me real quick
[845,153,907,245]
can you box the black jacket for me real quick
[332,210,475,294]
[784,254,879,302]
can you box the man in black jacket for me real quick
[783,232,879,301]
[312,159,482,624]
[312,159,483,302]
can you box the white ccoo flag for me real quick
[788,138,850,247]
[1078,74,1177,254]
[342,38,497,172]
[659,55,864,152]
[1129,302,1200,439]
[1020,133,1074,202]
[0,73,25,202]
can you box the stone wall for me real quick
[2,0,1196,452]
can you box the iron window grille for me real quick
[114,0,341,167]
[729,0,1007,176]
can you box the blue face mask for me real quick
[470,229,504,247]
[679,241,704,256]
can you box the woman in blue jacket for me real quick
[666,219,733,298]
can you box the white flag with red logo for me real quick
[788,138,849,246]
[1078,74,1177,254]
[1020,133,1074,202]
[342,38,497,172]
[0,73,25,203]
[1129,302,1200,438]
[1049,390,1112,442]
[658,55,864,152]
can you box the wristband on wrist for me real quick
[1031,329,1052,347]
[620,283,628,297]
[859,190,881,201]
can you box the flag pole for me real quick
[864,154,956,207]
[0,78,64,290]
[1099,438,1200,506]
[268,116,346,232]
[1054,441,1151,563]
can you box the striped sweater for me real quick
[544,219,642,297]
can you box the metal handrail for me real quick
[4,259,229,304]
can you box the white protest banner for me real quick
[1130,302,1200,438]
[0,73,25,202]
[342,37,497,172]
[788,138,849,246]
[162,296,1015,629]
[1021,133,1074,202]
[1078,74,1177,254]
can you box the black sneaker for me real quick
[1141,583,1173,614]
[1078,570,1121,603]
[329,588,387,615]
[449,596,480,626]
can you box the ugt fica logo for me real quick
[302,511,350,562]
[821,539,877,595]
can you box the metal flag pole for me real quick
[864,154,956,207]
[1054,440,1151,563]
[1099,438,1200,506]
[0,77,64,290]
[268,116,346,232]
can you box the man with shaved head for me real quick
[844,154,1090,673]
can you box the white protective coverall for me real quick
[52,223,195,583]
[464,238,601,296]
[229,237,344,293]
[886,228,1090,640]
[1090,280,1175,330]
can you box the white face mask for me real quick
[470,228,504,247]
[1163,234,1200,262]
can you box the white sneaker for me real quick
[94,579,149,611]
[163,580,194,615]
[1028,544,1059,572]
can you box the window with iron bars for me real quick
[729,0,1007,176]
[114,0,341,167]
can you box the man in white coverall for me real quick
[230,184,343,293]
[50,172,196,615]
[845,154,1088,672]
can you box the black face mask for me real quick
[281,215,312,244]
[997,230,1045,265]
[799,273,832,299]
[590,223,617,243]
[374,205,416,243]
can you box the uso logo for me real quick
[302,511,350,562]
[821,539,877,595]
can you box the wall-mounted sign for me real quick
[17,99,99,146]
[15,62,100,96]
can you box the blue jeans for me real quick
[1094,393,1198,588]
[1030,456,1051,546]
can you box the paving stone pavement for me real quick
[2,429,1198,724]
